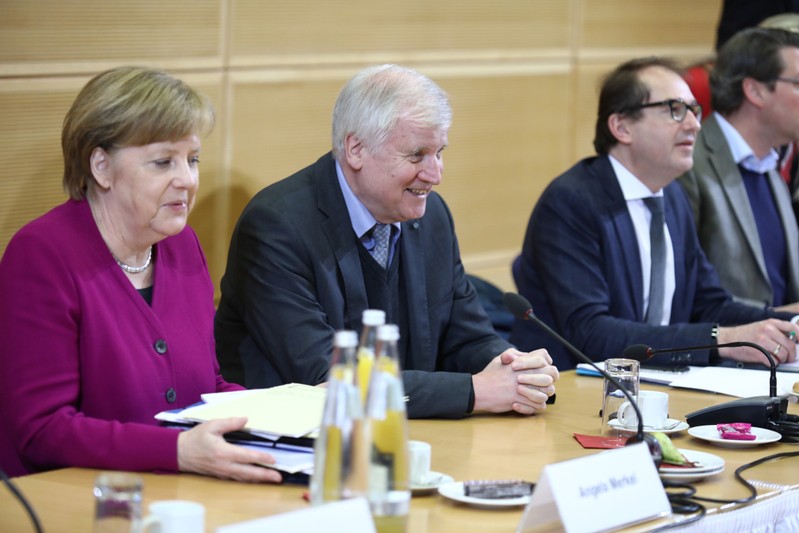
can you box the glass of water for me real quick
[600,358,640,435]
[93,472,143,533]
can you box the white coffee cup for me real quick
[408,440,432,485]
[142,500,205,533]
[617,390,669,429]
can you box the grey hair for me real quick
[331,64,452,159]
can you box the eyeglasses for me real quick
[623,98,702,123]
[775,77,799,87]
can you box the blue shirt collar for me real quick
[335,160,401,238]
[714,112,779,174]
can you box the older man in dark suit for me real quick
[215,64,558,419]
[510,57,798,371]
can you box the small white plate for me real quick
[437,481,532,509]
[411,471,454,495]
[687,425,782,448]
[608,418,688,435]
[659,465,724,483]
[659,449,725,475]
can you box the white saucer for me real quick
[687,425,782,448]
[608,418,688,435]
[437,481,532,509]
[658,448,725,482]
[659,465,724,483]
[411,471,453,495]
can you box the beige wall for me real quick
[0,0,722,298]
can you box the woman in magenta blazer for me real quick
[0,67,280,482]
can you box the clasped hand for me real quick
[472,348,559,415]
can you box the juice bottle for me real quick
[364,324,409,533]
[357,309,385,406]
[310,330,368,504]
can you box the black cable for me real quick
[766,415,799,443]
[690,450,799,506]
[652,499,707,531]
[0,468,44,533]
[652,481,707,531]
[651,450,799,531]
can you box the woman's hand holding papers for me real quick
[178,417,283,483]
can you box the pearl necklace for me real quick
[115,247,153,274]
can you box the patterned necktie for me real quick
[370,223,391,268]
[643,197,665,325]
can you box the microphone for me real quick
[504,292,661,462]
[622,342,788,429]
[622,342,777,397]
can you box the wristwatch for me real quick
[709,324,720,363]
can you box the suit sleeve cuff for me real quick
[467,379,475,413]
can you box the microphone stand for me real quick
[623,341,788,429]
[503,293,655,455]
[639,341,777,398]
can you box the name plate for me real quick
[517,443,670,533]
[217,497,375,533]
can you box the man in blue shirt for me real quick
[216,64,559,418]
[680,28,799,312]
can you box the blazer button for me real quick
[154,339,168,354]
[165,387,177,403]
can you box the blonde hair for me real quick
[62,66,215,199]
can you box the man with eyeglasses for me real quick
[509,56,799,370]
[680,28,799,318]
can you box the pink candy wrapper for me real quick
[717,423,757,441]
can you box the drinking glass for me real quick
[93,472,143,533]
[600,358,640,435]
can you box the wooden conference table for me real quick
[1,370,797,532]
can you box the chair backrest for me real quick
[465,273,513,340]
[508,254,577,370]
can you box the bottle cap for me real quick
[334,330,358,348]
[362,309,386,327]
[377,324,400,341]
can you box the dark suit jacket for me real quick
[679,114,799,308]
[215,152,511,418]
[509,155,785,370]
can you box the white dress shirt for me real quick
[609,155,676,325]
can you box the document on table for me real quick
[232,441,315,474]
[667,366,798,398]
[780,360,799,372]
[576,363,799,398]
[156,383,325,439]
[575,363,697,385]
[155,384,323,476]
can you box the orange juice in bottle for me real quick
[357,309,385,405]
[310,330,368,505]
[364,324,410,533]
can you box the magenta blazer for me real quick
[0,199,242,476]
